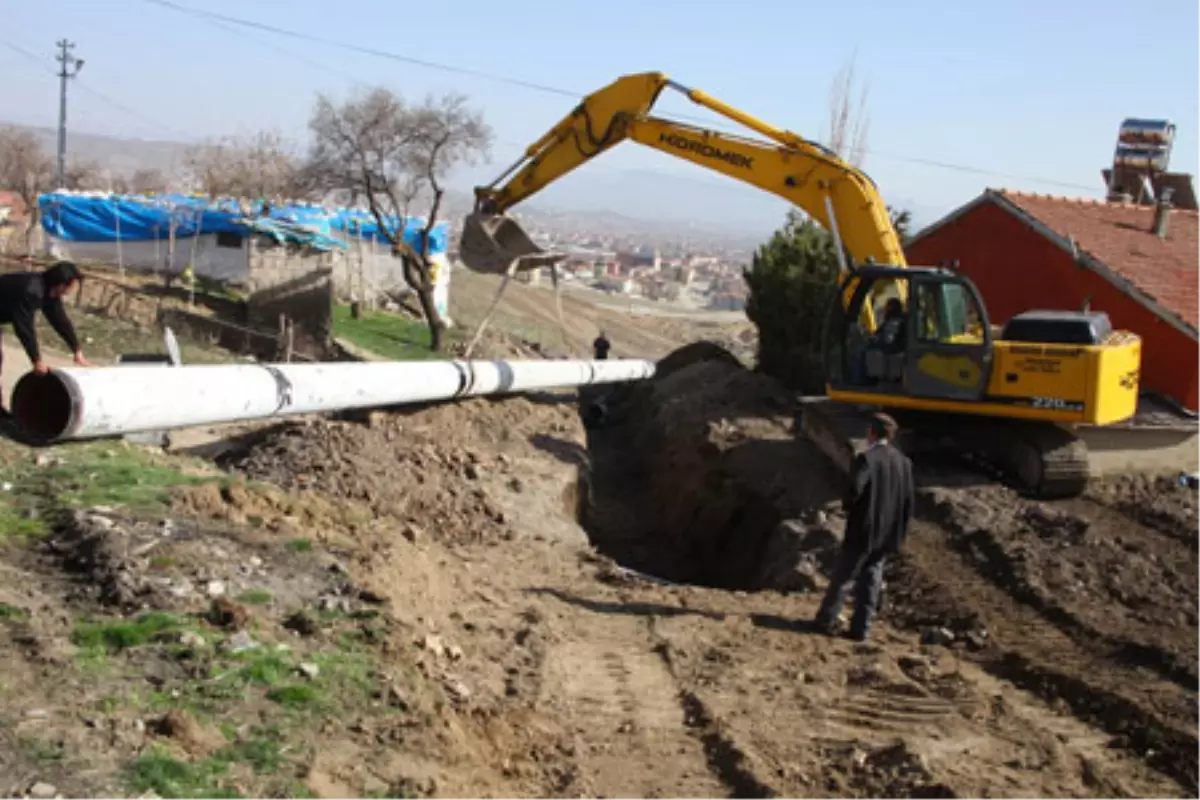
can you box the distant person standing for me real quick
[813,412,914,641]
[593,331,612,360]
[0,261,90,416]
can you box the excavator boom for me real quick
[463,72,905,272]
[459,71,1150,500]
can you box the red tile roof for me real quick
[994,189,1198,331]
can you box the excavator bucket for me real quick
[460,213,565,274]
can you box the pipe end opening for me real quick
[12,372,74,444]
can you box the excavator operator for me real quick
[872,298,907,355]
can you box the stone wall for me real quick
[245,240,334,352]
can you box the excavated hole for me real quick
[573,342,846,591]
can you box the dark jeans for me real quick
[814,547,887,639]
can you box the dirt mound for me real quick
[220,394,583,544]
[1086,474,1198,543]
[446,327,554,360]
[917,484,1198,686]
[821,740,957,798]
[582,342,844,588]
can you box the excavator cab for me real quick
[823,265,994,404]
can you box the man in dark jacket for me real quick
[813,412,914,641]
[0,262,90,415]
[593,331,612,360]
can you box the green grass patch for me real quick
[286,538,313,553]
[72,612,186,652]
[228,649,292,687]
[39,312,232,367]
[266,684,319,708]
[332,303,459,360]
[39,444,212,511]
[18,735,67,765]
[0,448,49,541]
[126,748,241,799]
[216,727,286,774]
[236,589,273,606]
[0,602,29,621]
[0,500,48,541]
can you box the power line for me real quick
[0,37,187,138]
[142,0,578,98]
[139,0,1104,194]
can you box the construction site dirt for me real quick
[0,338,1196,798]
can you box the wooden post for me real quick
[285,318,295,363]
[113,198,124,277]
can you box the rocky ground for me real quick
[0,339,1195,798]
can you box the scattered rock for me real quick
[444,678,471,703]
[464,463,482,480]
[507,477,524,493]
[403,523,424,544]
[23,708,49,720]
[177,631,207,650]
[319,594,352,614]
[207,598,249,630]
[222,630,259,653]
[205,580,226,598]
[283,610,318,637]
[356,587,387,605]
[27,781,57,799]
[151,709,223,756]
[921,627,956,647]
[297,662,320,680]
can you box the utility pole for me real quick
[55,39,84,190]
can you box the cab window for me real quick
[914,281,984,344]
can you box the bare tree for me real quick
[124,167,170,195]
[827,55,870,168]
[61,159,105,191]
[183,130,308,200]
[306,88,492,350]
[0,126,53,252]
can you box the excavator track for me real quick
[800,399,1091,498]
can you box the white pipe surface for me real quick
[12,358,656,443]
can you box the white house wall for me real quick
[46,234,251,283]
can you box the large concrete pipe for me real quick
[11,358,656,444]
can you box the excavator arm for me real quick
[468,72,906,270]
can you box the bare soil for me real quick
[0,339,1195,798]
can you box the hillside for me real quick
[3,122,932,247]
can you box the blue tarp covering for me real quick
[38,193,449,255]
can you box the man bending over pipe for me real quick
[0,261,91,417]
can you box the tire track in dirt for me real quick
[921,488,1198,690]
[891,522,1198,794]
[535,610,734,798]
[822,683,962,737]
[1084,477,1198,546]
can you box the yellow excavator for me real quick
[459,72,1143,497]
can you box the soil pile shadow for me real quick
[579,342,845,589]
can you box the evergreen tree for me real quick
[742,206,913,393]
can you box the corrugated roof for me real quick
[993,189,1198,331]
